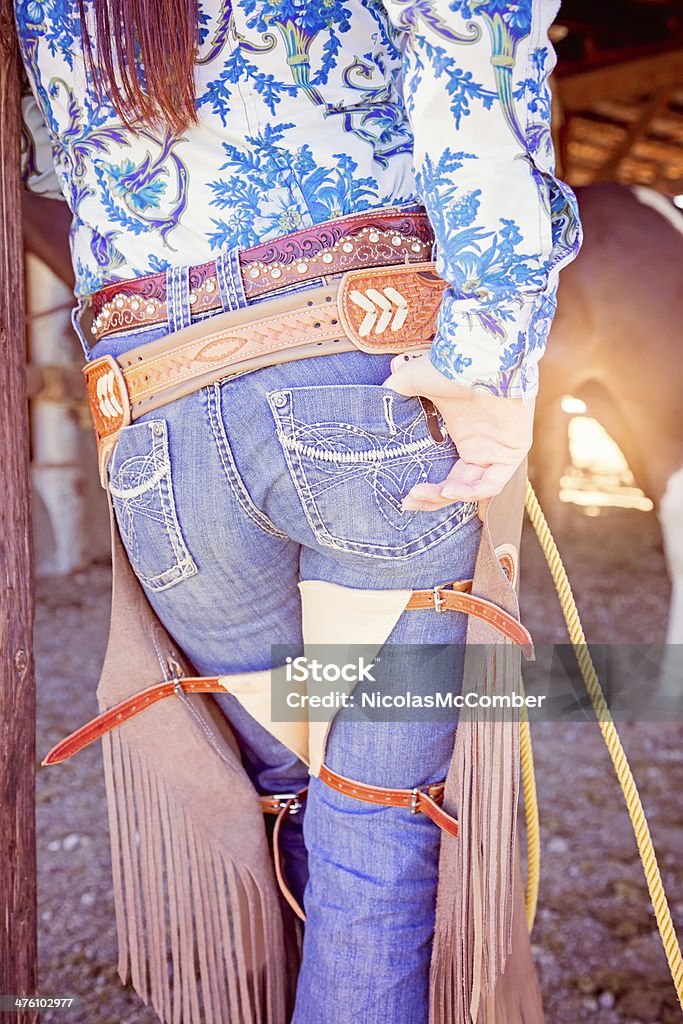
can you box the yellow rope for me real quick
[523,479,683,1008]
[520,707,540,930]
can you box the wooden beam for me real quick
[558,49,683,110]
[652,174,683,194]
[0,3,38,1022]
[594,85,675,181]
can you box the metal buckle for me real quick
[168,655,186,699]
[411,781,445,813]
[410,785,428,814]
[433,586,446,612]
[271,792,304,815]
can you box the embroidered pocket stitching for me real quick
[108,420,198,592]
[279,432,437,463]
[270,388,478,558]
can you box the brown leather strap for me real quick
[259,791,307,816]
[318,763,458,839]
[261,789,308,922]
[89,208,434,342]
[41,581,531,767]
[84,261,446,486]
[41,676,226,765]
[407,584,534,659]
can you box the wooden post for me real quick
[0,3,38,1021]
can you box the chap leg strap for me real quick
[318,763,459,839]
[260,788,309,922]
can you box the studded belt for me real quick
[84,260,449,486]
[88,207,434,343]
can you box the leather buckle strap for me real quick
[318,763,458,840]
[260,788,309,922]
[89,207,434,342]
[41,676,227,766]
[83,262,446,486]
[42,576,532,767]
[259,791,307,816]
[407,582,534,660]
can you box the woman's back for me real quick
[17,0,417,296]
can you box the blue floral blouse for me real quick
[16,0,581,399]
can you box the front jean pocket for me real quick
[107,419,198,592]
[268,383,478,558]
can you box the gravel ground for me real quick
[35,502,683,1024]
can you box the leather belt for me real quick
[41,676,230,765]
[260,764,458,924]
[84,260,449,486]
[260,788,309,921]
[318,763,458,839]
[89,207,434,342]
[41,581,532,768]
[406,581,534,659]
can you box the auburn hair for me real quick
[78,0,199,134]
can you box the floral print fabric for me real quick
[16,0,581,397]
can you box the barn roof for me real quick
[553,0,683,194]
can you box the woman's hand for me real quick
[383,352,534,510]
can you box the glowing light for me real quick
[559,486,654,512]
[568,416,627,473]
[558,416,654,513]
[674,195,683,210]
[561,395,587,415]
[549,23,569,42]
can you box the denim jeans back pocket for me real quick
[268,383,478,558]
[107,419,198,592]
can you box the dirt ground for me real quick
[35,501,683,1024]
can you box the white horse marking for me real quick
[657,466,683,696]
[659,465,683,644]
[631,186,683,239]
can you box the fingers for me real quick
[402,465,480,509]
[442,460,486,492]
[379,357,529,510]
[401,485,455,511]
[382,350,430,396]
[462,462,517,499]
[390,351,424,373]
[402,459,517,510]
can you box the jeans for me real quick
[83,255,482,1024]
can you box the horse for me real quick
[531,183,683,661]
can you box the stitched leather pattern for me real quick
[82,263,450,495]
[122,300,345,406]
[83,354,130,441]
[338,261,447,351]
[83,355,131,484]
[89,209,434,341]
[84,267,444,459]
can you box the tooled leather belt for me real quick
[84,259,451,486]
[88,207,434,343]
